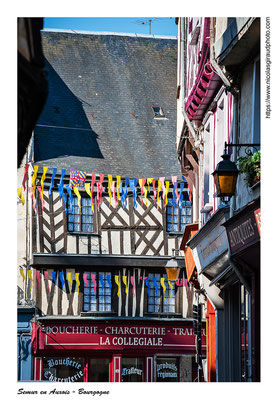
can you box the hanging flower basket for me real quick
[237,150,261,187]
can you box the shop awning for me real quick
[180,223,198,282]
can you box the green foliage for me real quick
[237,150,260,187]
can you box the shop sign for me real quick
[157,361,178,380]
[38,323,206,351]
[226,208,260,255]
[43,357,84,382]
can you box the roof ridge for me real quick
[42,28,177,40]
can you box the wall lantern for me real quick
[212,141,260,203]
[165,249,181,281]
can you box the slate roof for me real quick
[34,30,180,179]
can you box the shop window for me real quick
[166,199,191,232]
[122,358,144,382]
[42,357,84,382]
[83,272,112,312]
[156,357,179,382]
[67,197,96,233]
[148,273,176,313]
[89,358,110,382]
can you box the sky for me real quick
[43,17,178,37]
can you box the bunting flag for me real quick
[121,177,129,209]
[49,168,57,198]
[99,274,105,291]
[85,182,92,211]
[32,165,39,197]
[160,177,166,205]
[22,164,29,191]
[116,176,121,207]
[58,169,67,214]
[160,277,166,298]
[73,186,81,210]
[59,272,65,290]
[115,275,120,297]
[168,280,173,298]
[153,276,159,296]
[172,176,177,205]
[179,183,185,209]
[40,166,48,204]
[164,181,170,209]
[182,175,191,203]
[91,173,96,212]
[147,178,153,193]
[37,186,45,212]
[107,274,112,291]
[19,268,25,284]
[129,178,138,208]
[67,272,73,293]
[111,181,117,208]
[145,277,150,296]
[83,273,89,295]
[130,276,135,297]
[122,276,128,296]
[70,170,87,188]
[152,179,157,201]
[108,175,113,206]
[29,187,37,215]
[97,174,104,211]
[66,184,73,213]
[91,274,97,295]
[75,273,80,293]
[157,179,163,210]
[17,187,25,207]
[51,271,57,286]
[27,269,33,292]
[139,178,146,206]
[36,270,41,292]
[44,270,50,292]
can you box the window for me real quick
[83,272,112,312]
[68,197,95,233]
[166,199,191,232]
[156,357,179,382]
[148,273,176,313]
[122,358,143,382]
[152,106,165,118]
[42,357,85,382]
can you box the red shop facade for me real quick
[31,319,206,382]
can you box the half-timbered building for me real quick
[17,29,203,382]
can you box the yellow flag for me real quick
[17,187,25,206]
[165,181,170,209]
[168,280,173,298]
[73,186,81,210]
[19,268,25,283]
[75,272,80,293]
[85,182,94,213]
[147,178,153,192]
[67,272,73,293]
[122,276,128,296]
[27,269,33,292]
[108,175,113,206]
[40,166,48,201]
[115,275,120,297]
[160,277,166,299]
[116,176,121,204]
[32,165,39,197]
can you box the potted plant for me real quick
[237,150,260,187]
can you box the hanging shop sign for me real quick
[34,322,206,352]
[225,207,260,255]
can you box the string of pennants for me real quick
[19,268,190,298]
[17,164,192,215]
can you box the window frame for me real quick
[83,271,113,313]
[166,198,192,233]
[146,272,178,315]
[67,195,97,234]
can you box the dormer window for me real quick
[152,106,165,118]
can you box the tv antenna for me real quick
[135,18,160,35]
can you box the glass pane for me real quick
[74,223,79,231]
[122,358,143,382]
[167,224,173,231]
[173,207,179,215]
[42,357,84,382]
[156,357,178,382]
[68,223,73,231]
[89,358,110,382]
[186,207,191,216]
